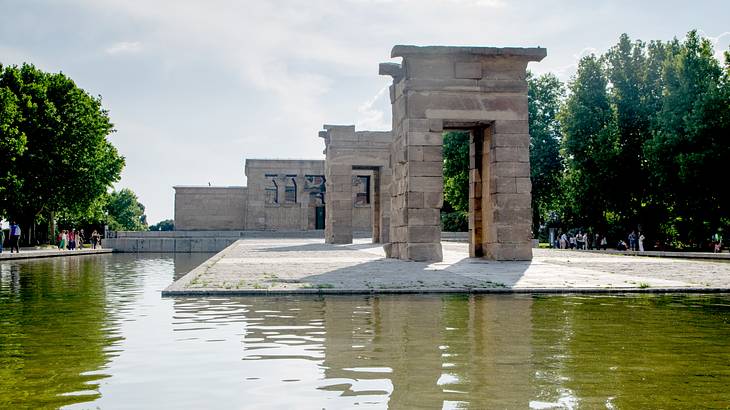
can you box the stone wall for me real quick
[244,159,325,231]
[174,186,247,230]
[320,125,392,244]
[380,45,545,262]
[105,230,325,252]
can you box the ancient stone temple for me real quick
[319,125,392,244]
[380,45,546,262]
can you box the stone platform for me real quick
[0,248,112,260]
[162,238,730,296]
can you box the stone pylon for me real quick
[380,45,546,262]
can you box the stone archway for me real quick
[380,45,546,262]
[320,125,392,244]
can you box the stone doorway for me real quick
[380,45,545,262]
[320,125,392,245]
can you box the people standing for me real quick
[68,229,76,250]
[628,231,637,251]
[78,229,85,250]
[639,232,645,252]
[600,235,608,250]
[9,221,21,253]
[560,233,567,249]
[91,230,100,249]
[713,231,723,253]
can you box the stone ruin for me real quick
[322,45,545,262]
[320,125,393,245]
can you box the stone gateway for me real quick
[173,44,545,264]
[380,45,545,262]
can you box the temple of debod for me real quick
[172,45,546,262]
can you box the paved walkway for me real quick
[0,248,112,260]
[163,238,730,296]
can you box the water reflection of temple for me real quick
[235,295,537,408]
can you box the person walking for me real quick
[60,230,68,250]
[639,232,645,252]
[9,221,21,253]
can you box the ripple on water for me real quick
[1,256,730,409]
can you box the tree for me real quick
[559,55,621,231]
[150,219,174,231]
[0,73,27,203]
[527,72,565,236]
[0,63,124,242]
[441,131,469,231]
[645,31,730,247]
[105,189,148,231]
[603,35,668,234]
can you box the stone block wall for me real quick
[320,125,392,244]
[381,45,545,261]
[244,159,325,231]
[174,186,247,230]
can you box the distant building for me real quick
[173,159,375,232]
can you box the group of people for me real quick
[556,232,608,250]
[555,230,647,252]
[57,229,102,250]
[0,221,22,254]
[618,231,646,252]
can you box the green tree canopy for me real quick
[527,71,565,235]
[644,31,730,246]
[150,219,174,231]
[105,189,148,231]
[0,63,124,240]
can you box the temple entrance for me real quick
[315,206,325,230]
[320,125,392,245]
[441,122,492,258]
[380,45,545,261]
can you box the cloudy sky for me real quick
[1,0,728,224]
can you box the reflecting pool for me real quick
[1,254,729,409]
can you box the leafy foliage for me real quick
[0,63,124,240]
[528,72,565,235]
[441,131,470,232]
[105,189,148,231]
[558,30,729,248]
[150,219,174,231]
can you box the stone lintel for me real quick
[391,45,547,61]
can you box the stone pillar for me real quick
[487,120,533,260]
[381,45,545,261]
[321,125,393,245]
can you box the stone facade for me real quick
[174,159,326,231]
[175,158,377,233]
[380,45,546,262]
[319,125,392,244]
[174,186,247,230]
[244,159,326,231]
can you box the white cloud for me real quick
[355,82,391,131]
[105,41,142,55]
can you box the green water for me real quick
[1,255,729,409]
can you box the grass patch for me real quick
[638,282,650,289]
